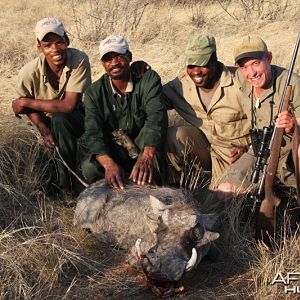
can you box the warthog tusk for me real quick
[185,248,197,271]
[135,238,143,257]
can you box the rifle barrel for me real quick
[269,32,300,149]
[278,32,300,112]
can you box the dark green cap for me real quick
[185,35,216,66]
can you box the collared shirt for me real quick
[236,65,300,128]
[162,64,251,149]
[235,65,300,184]
[109,75,134,96]
[15,48,91,103]
[83,70,168,157]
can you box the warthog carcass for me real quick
[74,181,219,297]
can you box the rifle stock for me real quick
[255,32,300,243]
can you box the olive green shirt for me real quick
[16,48,91,103]
[83,70,168,158]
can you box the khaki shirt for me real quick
[235,65,300,185]
[236,65,300,125]
[163,64,251,155]
[16,48,91,103]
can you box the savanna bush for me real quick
[67,0,152,42]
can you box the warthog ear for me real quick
[150,195,168,215]
[197,230,220,246]
[198,213,219,230]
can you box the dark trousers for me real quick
[47,108,84,190]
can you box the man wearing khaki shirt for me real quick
[163,34,251,188]
[218,35,300,196]
[12,17,91,193]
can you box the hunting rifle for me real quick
[254,32,300,243]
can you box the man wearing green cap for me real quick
[217,35,300,195]
[11,17,92,194]
[163,34,251,188]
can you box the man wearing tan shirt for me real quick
[163,34,251,188]
[217,35,300,196]
[12,17,91,193]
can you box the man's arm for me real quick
[12,91,82,117]
[84,83,126,189]
[162,80,176,110]
[130,70,168,184]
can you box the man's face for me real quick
[238,54,272,89]
[101,52,130,80]
[186,59,217,88]
[38,33,68,69]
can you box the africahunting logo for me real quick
[272,272,300,294]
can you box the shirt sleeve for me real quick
[66,52,92,93]
[15,66,35,98]
[162,81,176,110]
[138,70,168,148]
[83,84,111,158]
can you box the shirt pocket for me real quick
[212,111,249,141]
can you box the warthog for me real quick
[74,181,219,297]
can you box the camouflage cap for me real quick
[185,35,216,67]
[233,35,268,64]
[35,17,65,41]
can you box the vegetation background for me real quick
[0,0,300,299]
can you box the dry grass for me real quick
[1,0,300,299]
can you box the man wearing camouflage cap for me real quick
[218,35,300,195]
[82,35,167,190]
[162,34,251,188]
[12,17,91,194]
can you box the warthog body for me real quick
[74,181,219,294]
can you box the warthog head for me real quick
[134,195,219,297]
[73,182,219,298]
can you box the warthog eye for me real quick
[191,225,205,241]
[148,246,156,254]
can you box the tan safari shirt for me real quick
[162,64,251,180]
[16,48,91,107]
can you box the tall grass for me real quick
[0,0,299,299]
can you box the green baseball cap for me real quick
[185,35,216,66]
[234,35,268,64]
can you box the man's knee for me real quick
[165,125,204,153]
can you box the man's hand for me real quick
[97,155,125,189]
[12,98,26,118]
[229,145,246,164]
[131,60,151,79]
[275,110,295,134]
[129,146,155,185]
[39,127,55,149]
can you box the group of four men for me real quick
[12,17,300,199]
